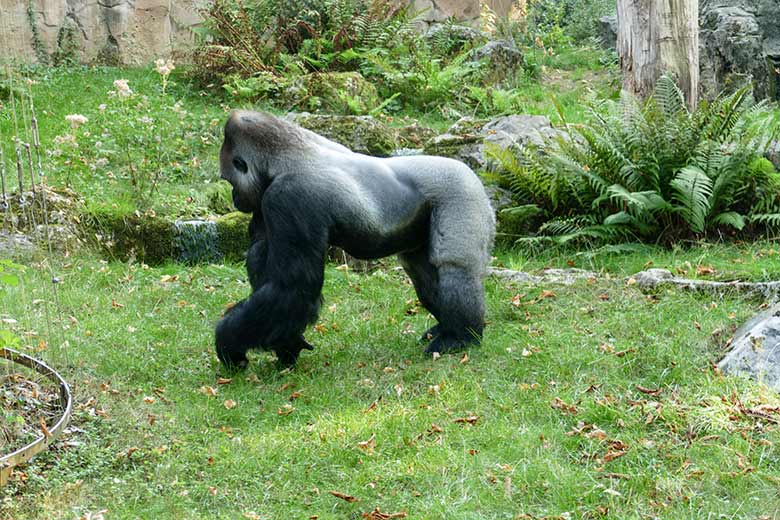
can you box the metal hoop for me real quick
[0,348,72,486]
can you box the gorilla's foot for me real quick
[420,324,440,343]
[274,336,315,369]
[424,333,480,354]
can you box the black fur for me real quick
[215,111,495,369]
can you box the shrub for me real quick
[492,76,780,245]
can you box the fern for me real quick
[494,73,780,244]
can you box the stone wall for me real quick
[0,0,499,65]
[0,0,203,65]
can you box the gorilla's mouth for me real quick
[232,191,253,213]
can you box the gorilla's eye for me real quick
[232,157,248,174]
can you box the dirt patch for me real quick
[1,367,61,455]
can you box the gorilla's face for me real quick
[220,137,261,213]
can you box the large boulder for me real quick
[470,40,524,85]
[424,114,564,170]
[718,303,780,392]
[598,15,618,51]
[288,113,396,157]
[700,5,768,98]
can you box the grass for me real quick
[1,245,780,518]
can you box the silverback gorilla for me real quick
[215,111,495,369]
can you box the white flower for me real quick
[155,58,175,77]
[98,104,107,111]
[65,114,88,129]
[139,116,153,125]
[113,79,133,98]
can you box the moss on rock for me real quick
[216,212,252,263]
[290,113,396,157]
[290,72,379,114]
[81,207,175,264]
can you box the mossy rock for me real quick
[290,113,396,157]
[207,183,235,215]
[216,212,252,263]
[81,208,175,264]
[290,72,379,114]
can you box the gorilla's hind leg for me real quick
[425,265,485,354]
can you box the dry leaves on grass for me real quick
[453,415,479,425]
[551,397,578,415]
[362,507,407,519]
[223,399,237,410]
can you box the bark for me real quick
[617,0,699,109]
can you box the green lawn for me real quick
[2,244,780,519]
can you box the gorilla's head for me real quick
[220,112,266,213]
[219,111,310,214]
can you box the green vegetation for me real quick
[2,245,780,518]
[492,77,780,244]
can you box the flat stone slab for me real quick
[489,267,598,285]
[630,268,780,298]
[718,303,780,392]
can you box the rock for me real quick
[598,15,618,50]
[0,187,83,253]
[0,232,36,258]
[424,114,563,170]
[289,72,379,114]
[718,303,780,392]
[426,23,484,53]
[629,268,780,297]
[395,122,437,149]
[481,114,562,153]
[215,212,252,263]
[411,0,480,27]
[631,268,676,289]
[289,113,396,157]
[766,141,780,169]
[470,39,524,85]
[489,267,598,285]
[423,132,483,168]
[175,219,221,264]
[700,5,768,98]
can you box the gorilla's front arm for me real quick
[215,180,326,367]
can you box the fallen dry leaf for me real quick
[223,399,237,410]
[357,434,376,454]
[635,385,662,396]
[217,377,233,385]
[278,403,295,416]
[362,507,407,519]
[329,490,359,502]
[200,386,218,397]
[453,415,479,425]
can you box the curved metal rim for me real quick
[0,347,72,486]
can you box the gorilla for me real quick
[215,111,495,369]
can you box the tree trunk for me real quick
[617,0,699,109]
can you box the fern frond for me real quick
[670,166,713,234]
